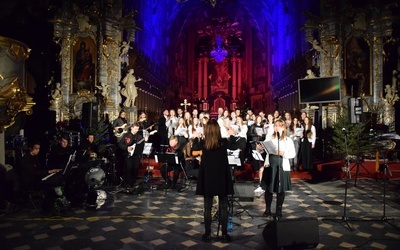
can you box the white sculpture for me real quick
[309,39,327,54]
[120,41,132,66]
[51,82,62,100]
[76,14,91,32]
[304,69,316,79]
[120,69,142,107]
[120,41,131,58]
[95,82,110,99]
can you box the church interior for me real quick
[1,0,400,249]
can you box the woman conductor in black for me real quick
[192,119,239,243]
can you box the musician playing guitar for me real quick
[113,110,128,140]
[118,122,149,191]
[159,135,185,189]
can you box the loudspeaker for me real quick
[263,217,319,249]
[82,102,98,128]
[233,182,254,202]
[348,97,362,124]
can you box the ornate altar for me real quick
[50,1,140,124]
[300,1,400,130]
[0,36,35,164]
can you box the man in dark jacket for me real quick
[118,122,148,191]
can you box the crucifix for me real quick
[180,99,191,112]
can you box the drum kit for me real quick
[81,150,121,190]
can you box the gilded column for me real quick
[371,21,384,106]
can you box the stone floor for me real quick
[1,176,400,249]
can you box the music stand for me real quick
[155,153,188,195]
[142,143,154,190]
[227,154,254,219]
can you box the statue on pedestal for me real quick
[120,69,142,108]
[51,82,62,101]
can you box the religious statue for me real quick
[304,69,316,79]
[95,82,110,100]
[51,82,62,100]
[120,69,142,107]
[309,39,327,55]
[76,14,91,32]
[382,70,400,106]
[119,41,132,66]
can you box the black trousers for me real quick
[204,196,228,236]
[160,164,182,185]
[124,155,141,187]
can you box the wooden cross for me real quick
[180,99,191,112]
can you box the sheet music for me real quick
[228,155,241,166]
[231,125,239,134]
[227,149,240,158]
[195,126,203,135]
[63,153,74,174]
[294,127,304,137]
[143,143,152,156]
[255,127,264,135]
[252,150,264,161]
[175,127,188,136]
[259,140,276,154]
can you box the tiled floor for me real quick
[1,176,400,249]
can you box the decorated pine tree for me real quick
[89,117,113,156]
[328,108,376,159]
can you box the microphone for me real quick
[276,131,280,139]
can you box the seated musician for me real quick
[159,135,185,189]
[19,142,64,213]
[47,134,74,170]
[80,133,98,159]
[20,142,61,190]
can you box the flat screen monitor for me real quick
[298,76,341,104]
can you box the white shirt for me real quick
[304,125,316,145]
[263,135,296,171]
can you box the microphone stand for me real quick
[323,129,352,231]
[275,132,281,221]
[341,129,352,231]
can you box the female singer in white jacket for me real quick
[257,119,296,219]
